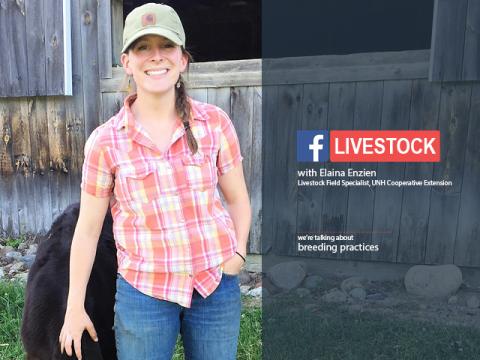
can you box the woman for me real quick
[59,3,251,360]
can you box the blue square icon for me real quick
[297,130,329,162]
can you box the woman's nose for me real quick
[151,46,167,60]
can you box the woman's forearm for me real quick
[225,197,251,256]
[66,233,99,310]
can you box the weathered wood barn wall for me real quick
[263,0,480,267]
[0,0,262,254]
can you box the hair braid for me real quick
[175,75,198,154]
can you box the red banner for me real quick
[330,130,440,162]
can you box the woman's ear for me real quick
[121,53,133,75]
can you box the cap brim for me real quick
[122,27,183,53]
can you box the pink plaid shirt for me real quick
[81,93,243,307]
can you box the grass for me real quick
[5,280,480,359]
[263,295,480,360]
[0,281,25,360]
[1,236,24,250]
[0,281,261,360]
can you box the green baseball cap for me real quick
[122,3,186,53]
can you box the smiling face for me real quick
[121,34,188,96]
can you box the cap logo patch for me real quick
[142,13,156,26]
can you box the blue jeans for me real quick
[113,273,241,360]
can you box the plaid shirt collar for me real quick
[115,93,208,130]
[114,93,208,152]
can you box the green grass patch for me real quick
[0,281,261,359]
[0,281,26,360]
[263,296,480,360]
[1,236,24,250]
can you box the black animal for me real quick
[21,203,117,360]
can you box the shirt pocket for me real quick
[181,152,217,191]
[116,166,160,203]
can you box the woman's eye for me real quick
[137,44,148,50]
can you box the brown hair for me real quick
[175,48,198,154]
[121,44,198,154]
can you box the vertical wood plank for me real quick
[81,0,101,137]
[261,85,278,254]
[370,80,412,262]
[347,81,383,261]
[397,80,441,264]
[111,0,123,66]
[274,84,302,256]
[66,0,87,203]
[453,83,480,266]
[207,87,231,116]
[188,88,208,103]
[25,0,47,96]
[7,0,29,96]
[98,0,113,79]
[0,0,10,97]
[44,0,66,95]
[249,86,262,254]
[47,97,70,220]
[462,0,480,80]
[12,98,35,234]
[0,100,14,233]
[28,97,53,234]
[322,82,355,255]
[296,83,329,257]
[425,84,471,264]
[101,92,125,123]
[231,87,254,193]
[429,0,469,81]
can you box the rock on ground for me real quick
[267,261,307,290]
[341,276,367,293]
[404,264,462,299]
[322,288,347,303]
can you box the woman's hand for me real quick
[59,307,98,360]
[222,252,246,275]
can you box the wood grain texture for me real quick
[80,0,100,137]
[462,0,480,80]
[454,83,480,266]
[347,81,383,261]
[111,0,123,66]
[261,85,278,254]
[425,84,471,264]
[397,80,441,264]
[296,83,329,258]
[429,0,469,81]
[25,0,47,96]
[44,0,66,95]
[249,86,262,254]
[97,0,113,79]
[321,82,356,257]
[370,80,412,262]
[272,85,302,256]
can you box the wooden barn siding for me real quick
[430,0,480,81]
[263,50,480,267]
[0,0,69,97]
[0,0,104,235]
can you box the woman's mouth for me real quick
[145,69,169,77]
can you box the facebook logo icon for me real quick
[297,130,329,162]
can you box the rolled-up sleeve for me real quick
[80,129,114,197]
[216,109,243,176]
